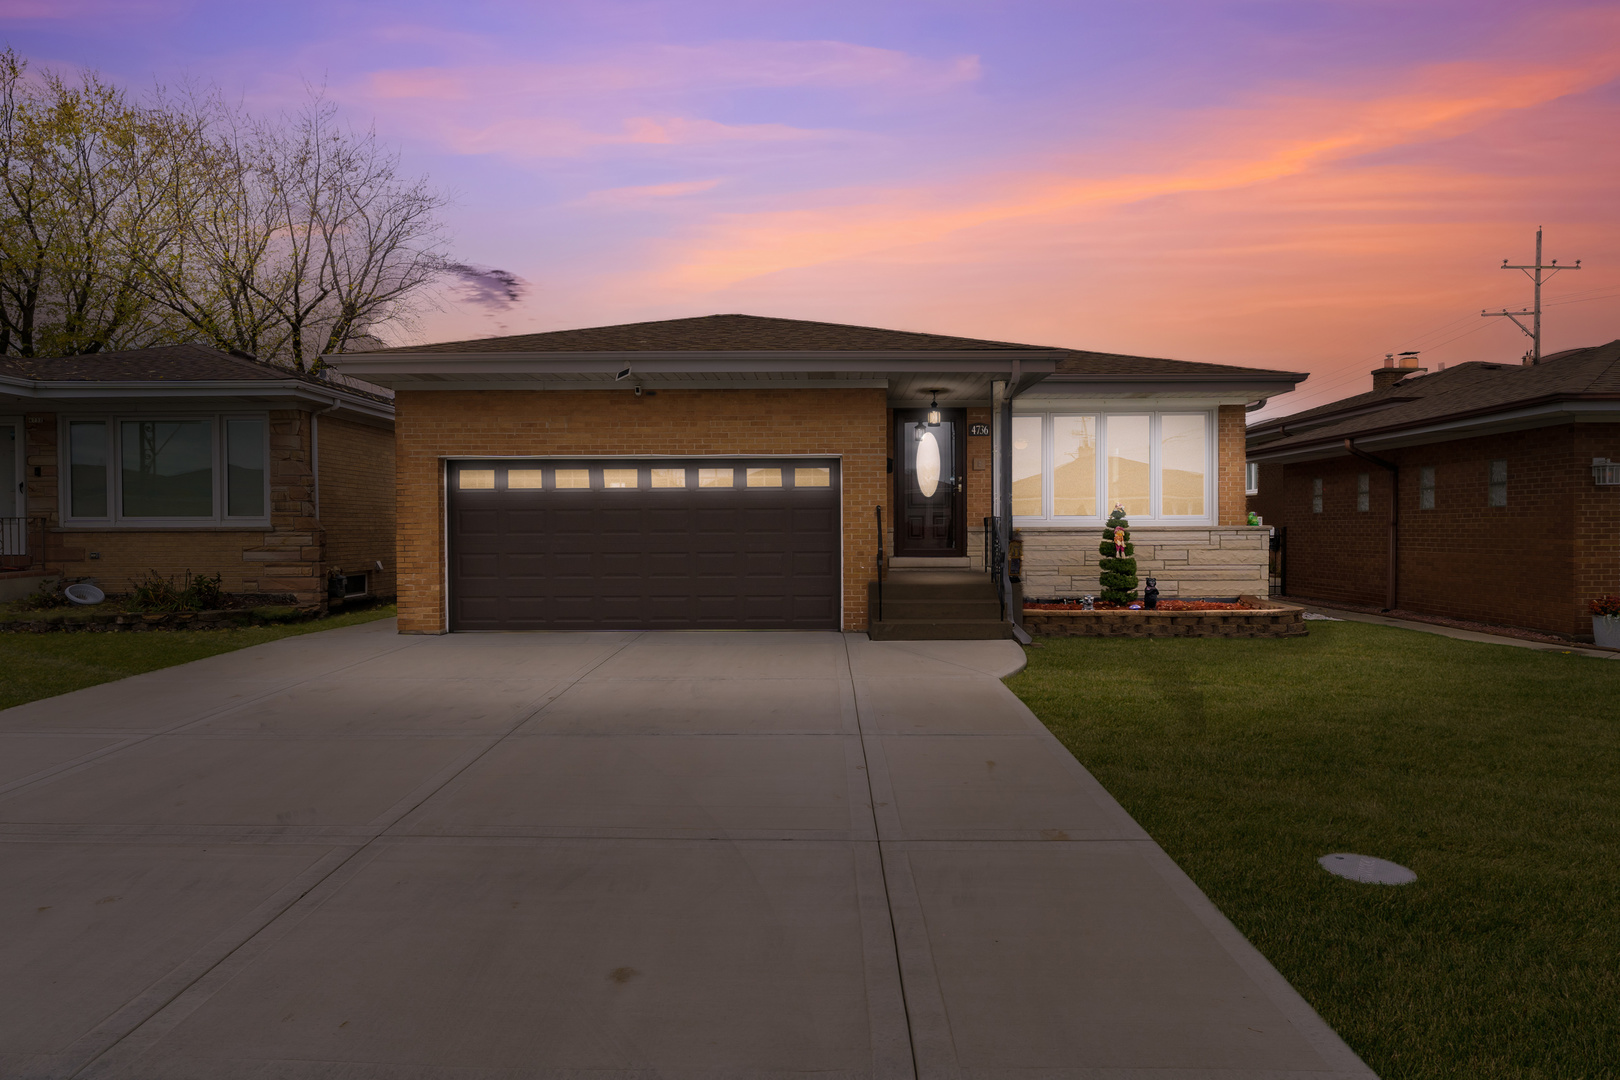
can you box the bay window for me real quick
[62,415,270,525]
[1010,411,1214,524]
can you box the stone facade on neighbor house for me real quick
[1247,343,1620,640]
[1,345,396,610]
[393,386,888,635]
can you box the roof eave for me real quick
[1245,395,1620,462]
[0,376,394,420]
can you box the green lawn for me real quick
[0,605,396,712]
[1008,621,1620,1080]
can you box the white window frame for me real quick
[1246,461,1259,496]
[59,413,272,528]
[1010,410,1217,525]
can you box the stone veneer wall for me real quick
[1017,525,1269,599]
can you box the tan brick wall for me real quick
[318,414,397,600]
[50,530,274,594]
[1217,404,1247,526]
[394,387,889,634]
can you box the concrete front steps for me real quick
[867,568,1015,640]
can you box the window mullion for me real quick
[1043,414,1053,520]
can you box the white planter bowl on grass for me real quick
[1595,615,1620,650]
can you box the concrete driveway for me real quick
[1,622,1375,1079]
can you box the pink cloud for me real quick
[344,37,972,160]
[575,178,724,206]
[647,47,1620,290]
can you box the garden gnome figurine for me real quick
[1082,594,1095,610]
[1144,577,1159,610]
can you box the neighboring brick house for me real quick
[1246,342,1620,639]
[0,346,396,607]
[331,314,1302,634]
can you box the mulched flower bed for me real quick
[1025,599,1252,612]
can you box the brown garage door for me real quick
[448,458,841,631]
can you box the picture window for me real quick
[63,415,270,524]
[1010,411,1212,523]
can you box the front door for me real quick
[894,408,966,557]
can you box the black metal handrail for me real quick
[985,515,1006,621]
[874,505,884,623]
[1,516,37,569]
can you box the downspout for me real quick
[1344,438,1399,611]
[312,397,343,518]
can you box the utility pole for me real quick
[1481,226,1579,364]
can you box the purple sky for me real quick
[5,0,1619,417]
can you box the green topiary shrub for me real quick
[1098,505,1138,605]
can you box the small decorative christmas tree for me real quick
[1098,504,1138,605]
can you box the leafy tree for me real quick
[1098,504,1138,604]
[0,48,193,356]
[0,50,516,368]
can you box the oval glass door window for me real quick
[916,429,942,497]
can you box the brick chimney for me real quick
[1372,353,1426,392]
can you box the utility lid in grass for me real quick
[1319,852,1416,885]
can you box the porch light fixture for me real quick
[926,390,943,426]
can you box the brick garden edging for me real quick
[1022,595,1307,638]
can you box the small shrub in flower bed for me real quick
[1025,598,1254,612]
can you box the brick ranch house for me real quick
[0,346,396,608]
[329,315,1303,634]
[1246,341,1620,639]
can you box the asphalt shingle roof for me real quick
[0,344,301,382]
[363,314,1052,354]
[1248,340,1620,451]
[0,344,394,404]
[355,313,1304,381]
